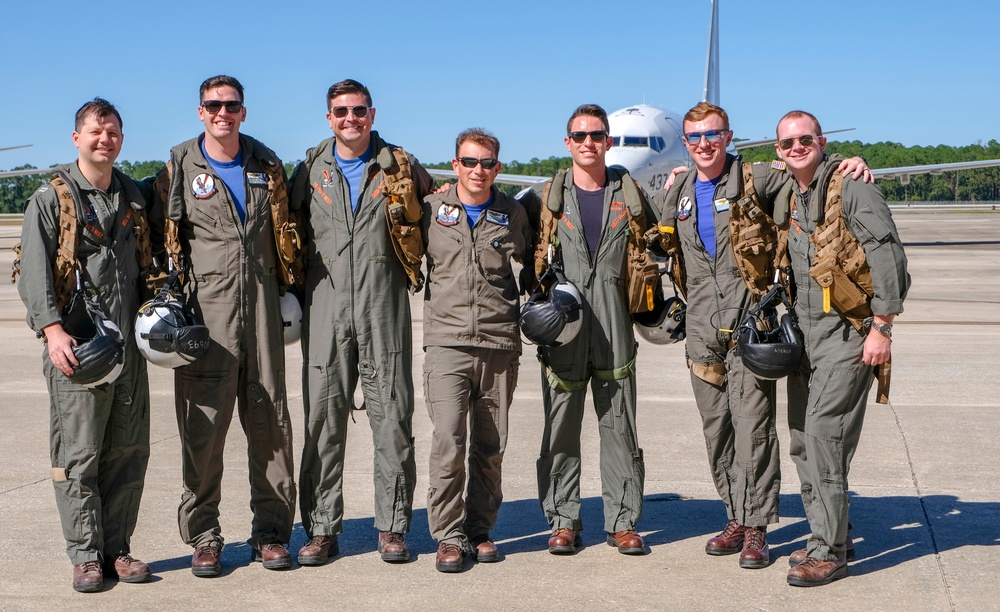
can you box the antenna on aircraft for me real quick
[702,0,720,105]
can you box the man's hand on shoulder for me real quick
[664,165,690,191]
[838,157,873,183]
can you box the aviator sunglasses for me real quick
[201,100,243,113]
[778,135,820,150]
[568,130,608,143]
[330,105,370,119]
[457,157,499,169]
[684,129,728,143]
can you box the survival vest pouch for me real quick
[730,163,780,300]
[533,168,658,314]
[11,168,153,318]
[377,143,425,293]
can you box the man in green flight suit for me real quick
[420,128,533,572]
[165,75,297,576]
[774,110,909,587]
[523,104,653,556]
[289,79,436,565]
[18,98,152,592]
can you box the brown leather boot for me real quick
[191,542,221,577]
[72,561,103,593]
[738,527,769,569]
[378,531,410,563]
[547,528,582,555]
[787,557,848,587]
[470,535,499,563]
[106,554,151,583]
[705,519,745,555]
[435,542,463,573]
[789,535,855,567]
[607,530,646,555]
[254,542,292,570]
[298,535,339,566]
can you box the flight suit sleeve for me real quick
[17,187,62,332]
[516,187,544,293]
[842,179,910,315]
[135,173,167,267]
[409,157,438,199]
[288,160,310,213]
[751,161,791,213]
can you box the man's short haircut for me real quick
[75,97,123,131]
[776,110,823,137]
[200,75,245,102]
[684,101,729,131]
[566,104,610,134]
[327,79,373,109]
[455,128,500,159]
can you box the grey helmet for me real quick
[634,293,686,345]
[62,295,125,388]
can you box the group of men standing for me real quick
[17,74,908,593]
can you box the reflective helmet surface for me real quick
[736,311,803,380]
[634,294,686,345]
[134,296,211,368]
[67,310,125,389]
[280,292,302,345]
[519,278,584,347]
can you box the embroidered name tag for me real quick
[247,172,268,185]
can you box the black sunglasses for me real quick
[778,135,819,150]
[457,157,498,169]
[330,105,370,119]
[569,130,608,143]
[202,100,243,114]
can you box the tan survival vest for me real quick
[775,170,891,403]
[654,162,779,302]
[533,168,660,314]
[158,151,306,292]
[11,168,153,313]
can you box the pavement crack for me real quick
[888,398,956,611]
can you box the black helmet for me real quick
[519,273,584,347]
[63,296,125,388]
[134,271,211,368]
[634,291,686,345]
[735,285,803,380]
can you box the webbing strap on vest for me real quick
[379,144,425,292]
[539,350,637,393]
[157,162,185,277]
[533,169,568,283]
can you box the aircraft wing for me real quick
[733,128,857,151]
[427,168,549,187]
[0,145,32,153]
[0,167,50,179]
[873,159,1000,183]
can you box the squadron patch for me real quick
[714,198,730,213]
[247,172,268,185]
[191,173,217,200]
[485,210,509,226]
[677,196,693,221]
[321,169,335,188]
[436,203,461,227]
[771,160,787,171]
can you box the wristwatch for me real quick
[870,320,892,338]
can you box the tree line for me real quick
[3,140,999,213]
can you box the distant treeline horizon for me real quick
[2,139,999,213]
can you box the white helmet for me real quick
[519,272,584,347]
[280,292,302,345]
[134,294,211,368]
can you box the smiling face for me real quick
[72,111,123,171]
[775,115,826,182]
[565,114,611,172]
[452,140,500,204]
[682,112,732,181]
[198,85,245,144]
[327,92,375,154]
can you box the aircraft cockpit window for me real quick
[612,136,621,147]
[622,136,649,148]
[650,137,663,152]
[655,136,666,151]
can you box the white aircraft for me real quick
[426,0,1000,192]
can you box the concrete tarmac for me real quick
[0,212,997,611]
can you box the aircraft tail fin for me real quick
[702,0,720,105]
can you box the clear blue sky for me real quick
[3,0,998,171]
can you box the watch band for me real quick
[871,321,892,338]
